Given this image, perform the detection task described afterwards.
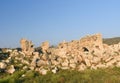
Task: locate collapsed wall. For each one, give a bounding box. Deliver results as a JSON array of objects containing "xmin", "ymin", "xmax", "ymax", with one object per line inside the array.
[
  {"xmin": 0, "ymin": 33, "xmax": 120, "ymax": 75},
  {"xmin": 20, "ymin": 39, "xmax": 34, "ymax": 55},
  {"xmin": 79, "ymin": 33, "xmax": 103, "ymax": 54}
]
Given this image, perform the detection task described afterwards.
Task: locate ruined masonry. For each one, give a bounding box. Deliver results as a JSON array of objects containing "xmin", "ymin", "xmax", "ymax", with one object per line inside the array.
[
  {"xmin": 20, "ymin": 38, "xmax": 34, "ymax": 55},
  {"xmin": 0, "ymin": 33, "xmax": 120, "ymax": 75}
]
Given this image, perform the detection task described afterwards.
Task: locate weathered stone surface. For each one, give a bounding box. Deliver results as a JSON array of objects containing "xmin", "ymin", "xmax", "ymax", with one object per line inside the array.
[
  {"xmin": 1, "ymin": 33, "xmax": 120, "ymax": 75},
  {"xmin": 91, "ymin": 57, "xmax": 101, "ymax": 64},
  {"xmin": 51, "ymin": 60, "xmax": 60, "ymax": 66},
  {"xmin": 69, "ymin": 63, "xmax": 76, "ymax": 69},
  {"xmin": 78, "ymin": 63, "xmax": 87, "ymax": 71},
  {"xmin": 61, "ymin": 66, "xmax": 70, "ymax": 70},
  {"xmin": 0, "ymin": 62, "xmax": 7, "ymax": 69},
  {"xmin": 40, "ymin": 41, "xmax": 49, "ymax": 54},
  {"xmin": 37, "ymin": 60, "xmax": 48, "ymax": 67},
  {"xmin": 61, "ymin": 59, "xmax": 69, "ymax": 67},
  {"xmin": 41, "ymin": 54, "xmax": 48, "ymax": 60},
  {"xmin": 84, "ymin": 59, "xmax": 91, "ymax": 67},
  {"xmin": 116, "ymin": 62, "xmax": 120, "ymax": 67},
  {"xmin": 20, "ymin": 38, "xmax": 34, "ymax": 55},
  {"xmin": 96, "ymin": 63, "xmax": 106, "ymax": 69},
  {"xmin": 23, "ymin": 66, "xmax": 28, "ymax": 70},
  {"xmin": 106, "ymin": 59, "xmax": 117, "ymax": 67},
  {"xmin": 52, "ymin": 67, "xmax": 58, "ymax": 74},
  {"xmin": 79, "ymin": 33, "xmax": 103, "ymax": 54},
  {"xmin": 39, "ymin": 68, "xmax": 48, "ymax": 75},
  {"xmin": 91, "ymin": 65, "xmax": 97, "ymax": 70},
  {"xmin": 7, "ymin": 65, "xmax": 15, "ymax": 74},
  {"xmin": 31, "ymin": 52, "xmax": 40, "ymax": 67}
]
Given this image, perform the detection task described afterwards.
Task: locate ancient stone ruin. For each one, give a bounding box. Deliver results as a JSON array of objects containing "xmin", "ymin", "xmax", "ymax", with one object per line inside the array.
[
  {"xmin": 79, "ymin": 34, "xmax": 103, "ymax": 54},
  {"xmin": 40, "ymin": 41, "xmax": 49, "ymax": 54},
  {"xmin": 20, "ymin": 38, "xmax": 34, "ymax": 55},
  {"xmin": 0, "ymin": 33, "xmax": 120, "ymax": 75}
]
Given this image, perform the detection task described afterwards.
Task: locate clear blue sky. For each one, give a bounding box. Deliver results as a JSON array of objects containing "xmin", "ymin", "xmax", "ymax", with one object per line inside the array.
[{"xmin": 0, "ymin": 0, "xmax": 120, "ymax": 48}]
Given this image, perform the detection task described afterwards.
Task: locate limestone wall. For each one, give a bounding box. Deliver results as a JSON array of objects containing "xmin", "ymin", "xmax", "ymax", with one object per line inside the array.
[{"xmin": 0, "ymin": 33, "xmax": 120, "ymax": 75}]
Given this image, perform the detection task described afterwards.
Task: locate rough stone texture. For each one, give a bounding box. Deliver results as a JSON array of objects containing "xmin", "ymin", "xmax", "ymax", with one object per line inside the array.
[
  {"xmin": 20, "ymin": 38, "xmax": 34, "ymax": 55},
  {"xmin": 52, "ymin": 67, "xmax": 58, "ymax": 74},
  {"xmin": 0, "ymin": 62, "xmax": 7, "ymax": 69},
  {"xmin": 39, "ymin": 68, "xmax": 48, "ymax": 75},
  {"xmin": 7, "ymin": 65, "xmax": 15, "ymax": 74},
  {"xmin": 84, "ymin": 59, "xmax": 91, "ymax": 67},
  {"xmin": 40, "ymin": 41, "xmax": 49, "ymax": 54},
  {"xmin": 78, "ymin": 63, "xmax": 87, "ymax": 71},
  {"xmin": 0, "ymin": 33, "xmax": 120, "ymax": 75},
  {"xmin": 79, "ymin": 33, "xmax": 103, "ymax": 56}
]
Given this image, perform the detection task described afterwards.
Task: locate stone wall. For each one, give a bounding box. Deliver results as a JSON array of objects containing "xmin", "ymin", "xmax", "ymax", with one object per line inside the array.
[
  {"xmin": 0, "ymin": 33, "xmax": 120, "ymax": 75},
  {"xmin": 20, "ymin": 38, "xmax": 34, "ymax": 55}
]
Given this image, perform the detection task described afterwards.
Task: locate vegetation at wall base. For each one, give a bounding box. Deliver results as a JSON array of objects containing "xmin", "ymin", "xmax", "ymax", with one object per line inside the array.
[{"xmin": 1, "ymin": 67, "xmax": 120, "ymax": 83}]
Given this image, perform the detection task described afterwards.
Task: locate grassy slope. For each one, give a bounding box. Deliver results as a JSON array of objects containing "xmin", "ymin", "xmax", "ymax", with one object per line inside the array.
[
  {"xmin": 103, "ymin": 37, "xmax": 120, "ymax": 45},
  {"xmin": 1, "ymin": 67, "xmax": 120, "ymax": 83}
]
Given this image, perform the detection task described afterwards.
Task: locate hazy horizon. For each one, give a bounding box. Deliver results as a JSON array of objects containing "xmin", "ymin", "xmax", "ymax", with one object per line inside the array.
[{"xmin": 0, "ymin": 0, "xmax": 120, "ymax": 48}]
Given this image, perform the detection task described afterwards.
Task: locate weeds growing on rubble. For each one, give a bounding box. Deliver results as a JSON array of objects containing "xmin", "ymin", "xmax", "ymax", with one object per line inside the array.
[{"xmin": 1, "ymin": 67, "xmax": 120, "ymax": 83}]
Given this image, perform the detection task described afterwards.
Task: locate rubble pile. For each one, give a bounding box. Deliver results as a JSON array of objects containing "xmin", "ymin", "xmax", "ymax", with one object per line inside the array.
[{"xmin": 0, "ymin": 33, "xmax": 120, "ymax": 75}]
